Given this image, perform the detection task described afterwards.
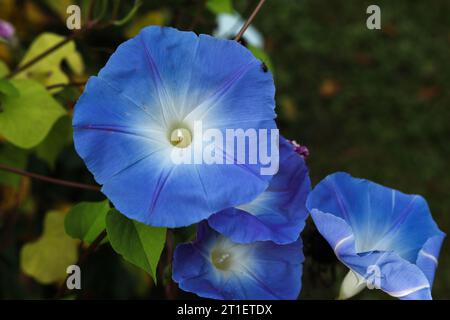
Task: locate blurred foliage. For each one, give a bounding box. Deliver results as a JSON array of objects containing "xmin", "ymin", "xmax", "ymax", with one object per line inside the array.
[
  {"xmin": 20, "ymin": 210, "xmax": 79, "ymax": 284},
  {"xmin": 248, "ymin": 0, "xmax": 450, "ymax": 299},
  {"xmin": 15, "ymin": 32, "xmax": 84, "ymax": 92},
  {"xmin": 0, "ymin": 144, "xmax": 27, "ymax": 187},
  {"xmin": 35, "ymin": 115, "xmax": 73, "ymax": 168},
  {"xmin": 206, "ymin": 0, "xmax": 233, "ymax": 15},
  {"xmin": 0, "ymin": 79, "xmax": 66, "ymax": 148},
  {"xmin": 0, "ymin": 0, "xmax": 448, "ymax": 300},
  {"xmin": 0, "ymin": 61, "xmax": 8, "ymax": 76}
]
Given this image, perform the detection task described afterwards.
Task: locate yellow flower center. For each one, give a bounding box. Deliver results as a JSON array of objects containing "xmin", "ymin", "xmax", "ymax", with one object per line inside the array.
[
  {"xmin": 170, "ymin": 127, "xmax": 192, "ymax": 148},
  {"xmin": 211, "ymin": 248, "xmax": 233, "ymax": 271}
]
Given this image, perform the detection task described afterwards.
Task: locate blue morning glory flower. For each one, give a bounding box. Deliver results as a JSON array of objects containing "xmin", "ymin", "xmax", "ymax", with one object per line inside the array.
[
  {"xmin": 208, "ymin": 137, "xmax": 311, "ymax": 244},
  {"xmin": 72, "ymin": 26, "xmax": 277, "ymax": 227},
  {"xmin": 306, "ymin": 172, "xmax": 445, "ymax": 300},
  {"xmin": 173, "ymin": 222, "xmax": 303, "ymax": 300}
]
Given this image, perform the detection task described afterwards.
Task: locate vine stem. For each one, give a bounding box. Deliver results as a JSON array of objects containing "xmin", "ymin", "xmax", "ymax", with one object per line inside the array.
[
  {"xmin": 234, "ymin": 0, "xmax": 267, "ymax": 42},
  {"xmin": 55, "ymin": 230, "xmax": 107, "ymax": 299},
  {"xmin": 164, "ymin": 229, "xmax": 178, "ymax": 299},
  {"xmin": 0, "ymin": 163, "xmax": 100, "ymax": 192}
]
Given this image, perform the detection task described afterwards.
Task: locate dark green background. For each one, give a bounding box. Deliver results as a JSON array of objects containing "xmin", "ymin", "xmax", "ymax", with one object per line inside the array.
[
  {"xmin": 253, "ymin": 0, "xmax": 449, "ymax": 299},
  {"xmin": 0, "ymin": 0, "xmax": 448, "ymax": 299}
]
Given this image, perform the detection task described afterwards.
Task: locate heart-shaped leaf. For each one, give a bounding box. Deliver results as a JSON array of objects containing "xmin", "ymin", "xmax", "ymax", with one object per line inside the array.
[
  {"xmin": 14, "ymin": 32, "xmax": 84, "ymax": 93},
  {"xmin": 0, "ymin": 79, "xmax": 66, "ymax": 148},
  {"xmin": 65, "ymin": 200, "xmax": 110, "ymax": 244},
  {"xmin": 106, "ymin": 209, "xmax": 166, "ymax": 282},
  {"xmin": 20, "ymin": 211, "xmax": 79, "ymax": 284}
]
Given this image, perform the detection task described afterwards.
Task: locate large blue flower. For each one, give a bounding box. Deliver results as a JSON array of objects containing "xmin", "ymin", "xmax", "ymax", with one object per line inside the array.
[
  {"xmin": 306, "ymin": 172, "xmax": 445, "ymax": 300},
  {"xmin": 208, "ymin": 137, "xmax": 311, "ymax": 244},
  {"xmin": 173, "ymin": 222, "xmax": 303, "ymax": 300},
  {"xmin": 73, "ymin": 26, "xmax": 277, "ymax": 227}
]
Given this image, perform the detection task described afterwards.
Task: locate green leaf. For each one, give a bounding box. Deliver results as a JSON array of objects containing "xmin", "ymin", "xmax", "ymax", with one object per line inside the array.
[
  {"xmin": 0, "ymin": 143, "xmax": 28, "ymax": 188},
  {"xmin": 14, "ymin": 33, "xmax": 84, "ymax": 93},
  {"xmin": 34, "ymin": 116, "xmax": 72, "ymax": 168},
  {"xmin": 65, "ymin": 200, "xmax": 110, "ymax": 244},
  {"xmin": 0, "ymin": 61, "xmax": 9, "ymax": 77},
  {"xmin": 0, "ymin": 80, "xmax": 16, "ymax": 113},
  {"xmin": 106, "ymin": 209, "xmax": 166, "ymax": 282},
  {"xmin": 0, "ymin": 79, "xmax": 20, "ymax": 98},
  {"xmin": 0, "ymin": 79, "xmax": 66, "ymax": 149},
  {"xmin": 206, "ymin": 0, "xmax": 233, "ymax": 14},
  {"xmin": 20, "ymin": 211, "xmax": 79, "ymax": 284}
]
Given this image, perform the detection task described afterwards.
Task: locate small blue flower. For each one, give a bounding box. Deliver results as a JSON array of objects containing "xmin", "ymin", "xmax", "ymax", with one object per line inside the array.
[
  {"xmin": 73, "ymin": 26, "xmax": 277, "ymax": 227},
  {"xmin": 306, "ymin": 172, "xmax": 445, "ymax": 300},
  {"xmin": 173, "ymin": 222, "xmax": 303, "ymax": 300},
  {"xmin": 208, "ymin": 136, "xmax": 311, "ymax": 244}
]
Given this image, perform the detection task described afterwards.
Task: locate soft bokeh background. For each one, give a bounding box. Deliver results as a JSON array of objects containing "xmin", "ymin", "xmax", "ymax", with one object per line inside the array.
[{"xmin": 0, "ymin": 0, "xmax": 448, "ymax": 299}]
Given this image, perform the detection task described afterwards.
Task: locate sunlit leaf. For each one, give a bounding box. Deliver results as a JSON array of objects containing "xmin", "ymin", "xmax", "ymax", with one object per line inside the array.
[
  {"xmin": 0, "ymin": 143, "xmax": 27, "ymax": 188},
  {"xmin": 66, "ymin": 52, "xmax": 84, "ymax": 76},
  {"xmin": 0, "ymin": 79, "xmax": 66, "ymax": 149},
  {"xmin": 206, "ymin": 0, "xmax": 233, "ymax": 14},
  {"xmin": 65, "ymin": 200, "xmax": 110, "ymax": 244},
  {"xmin": 106, "ymin": 209, "xmax": 166, "ymax": 282},
  {"xmin": 14, "ymin": 33, "xmax": 84, "ymax": 93},
  {"xmin": 20, "ymin": 211, "xmax": 79, "ymax": 284},
  {"xmin": 0, "ymin": 60, "xmax": 9, "ymax": 77},
  {"xmin": 34, "ymin": 116, "xmax": 73, "ymax": 168}
]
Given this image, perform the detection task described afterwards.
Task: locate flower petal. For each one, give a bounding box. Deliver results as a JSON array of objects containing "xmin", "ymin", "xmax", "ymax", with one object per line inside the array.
[
  {"xmin": 73, "ymin": 26, "xmax": 278, "ymax": 227},
  {"xmin": 184, "ymin": 33, "xmax": 275, "ymax": 127},
  {"xmin": 172, "ymin": 223, "xmax": 303, "ymax": 300},
  {"xmin": 306, "ymin": 172, "xmax": 443, "ymax": 263},
  {"xmin": 311, "ymin": 209, "xmax": 432, "ymax": 300},
  {"xmin": 416, "ymin": 233, "xmax": 445, "ymax": 285},
  {"xmin": 73, "ymin": 77, "xmax": 168, "ymax": 184},
  {"xmin": 208, "ymin": 137, "xmax": 311, "ymax": 244}
]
